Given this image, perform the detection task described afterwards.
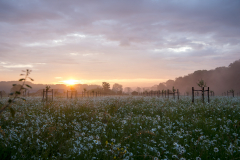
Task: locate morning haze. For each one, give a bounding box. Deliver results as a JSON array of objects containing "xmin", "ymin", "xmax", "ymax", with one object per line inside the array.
[{"xmin": 1, "ymin": 1, "xmax": 240, "ymax": 160}]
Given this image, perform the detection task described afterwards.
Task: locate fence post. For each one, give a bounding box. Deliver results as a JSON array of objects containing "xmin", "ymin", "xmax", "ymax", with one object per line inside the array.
[
  {"xmin": 0, "ymin": 91, "xmax": 2, "ymax": 99},
  {"xmin": 192, "ymin": 87, "xmax": 194, "ymax": 103},
  {"xmin": 177, "ymin": 89, "xmax": 179, "ymax": 100},
  {"xmin": 42, "ymin": 89, "xmax": 44, "ymax": 101},
  {"xmin": 208, "ymin": 87, "xmax": 209, "ymax": 103},
  {"xmin": 202, "ymin": 87, "xmax": 204, "ymax": 103}
]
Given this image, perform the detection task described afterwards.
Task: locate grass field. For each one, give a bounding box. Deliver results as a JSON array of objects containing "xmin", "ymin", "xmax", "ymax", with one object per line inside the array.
[{"xmin": 0, "ymin": 96, "xmax": 240, "ymax": 160}]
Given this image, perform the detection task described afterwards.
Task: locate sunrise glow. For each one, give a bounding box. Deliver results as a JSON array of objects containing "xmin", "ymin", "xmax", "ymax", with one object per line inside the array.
[{"xmin": 61, "ymin": 79, "xmax": 80, "ymax": 86}]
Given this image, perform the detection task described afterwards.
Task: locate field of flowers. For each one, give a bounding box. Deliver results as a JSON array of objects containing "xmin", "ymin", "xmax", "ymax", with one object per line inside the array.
[{"xmin": 0, "ymin": 96, "xmax": 240, "ymax": 160}]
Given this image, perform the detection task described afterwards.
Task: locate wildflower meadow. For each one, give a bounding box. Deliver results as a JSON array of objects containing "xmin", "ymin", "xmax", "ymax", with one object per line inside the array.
[{"xmin": 0, "ymin": 96, "xmax": 240, "ymax": 159}]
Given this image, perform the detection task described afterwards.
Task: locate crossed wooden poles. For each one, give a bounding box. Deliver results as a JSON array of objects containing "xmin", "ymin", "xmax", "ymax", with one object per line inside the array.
[{"xmin": 192, "ymin": 87, "xmax": 209, "ymax": 103}]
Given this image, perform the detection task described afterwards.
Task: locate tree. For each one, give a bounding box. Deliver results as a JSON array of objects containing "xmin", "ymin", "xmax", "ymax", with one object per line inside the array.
[
  {"xmin": 158, "ymin": 83, "xmax": 166, "ymax": 90},
  {"xmin": 165, "ymin": 80, "xmax": 174, "ymax": 88},
  {"xmin": 112, "ymin": 83, "xmax": 123, "ymax": 93},
  {"xmin": 197, "ymin": 79, "xmax": 207, "ymax": 88},
  {"xmin": 102, "ymin": 82, "xmax": 110, "ymax": 93},
  {"xmin": 136, "ymin": 87, "xmax": 141, "ymax": 93},
  {"xmin": 124, "ymin": 87, "xmax": 132, "ymax": 94},
  {"xmin": 131, "ymin": 91, "xmax": 138, "ymax": 95}
]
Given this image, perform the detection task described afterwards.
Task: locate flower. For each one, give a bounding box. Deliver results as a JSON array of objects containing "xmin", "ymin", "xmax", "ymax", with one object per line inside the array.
[{"xmin": 214, "ymin": 147, "xmax": 219, "ymax": 152}]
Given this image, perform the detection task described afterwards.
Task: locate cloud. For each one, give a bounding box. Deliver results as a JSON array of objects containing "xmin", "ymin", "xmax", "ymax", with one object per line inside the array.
[
  {"xmin": 3, "ymin": 64, "xmax": 33, "ymax": 68},
  {"xmin": 0, "ymin": 0, "xmax": 239, "ymax": 86}
]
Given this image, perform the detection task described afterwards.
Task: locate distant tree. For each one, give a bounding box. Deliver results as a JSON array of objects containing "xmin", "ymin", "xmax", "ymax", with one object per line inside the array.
[
  {"xmin": 112, "ymin": 83, "xmax": 123, "ymax": 93},
  {"xmin": 124, "ymin": 87, "xmax": 132, "ymax": 94},
  {"xmin": 102, "ymin": 82, "xmax": 110, "ymax": 93},
  {"xmin": 136, "ymin": 87, "xmax": 141, "ymax": 93},
  {"xmin": 83, "ymin": 88, "xmax": 87, "ymax": 92},
  {"xmin": 197, "ymin": 79, "xmax": 207, "ymax": 88},
  {"xmin": 131, "ymin": 91, "xmax": 138, "ymax": 95},
  {"xmin": 165, "ymin": 80, "xmax": 174, "ymax": 88},
  {"xmin": 158, "ymin": 83, "xmax": 166, "ymax": 90}
]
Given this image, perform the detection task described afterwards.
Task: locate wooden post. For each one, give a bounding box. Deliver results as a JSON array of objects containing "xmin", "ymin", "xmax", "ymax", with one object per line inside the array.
[
  {"xmin": 233, "ymin": 91, "xmax": 234, "ymax": 97},
  {"xmin": 167, "ymin": 89, "xmax": 169, "ymax": 99},
  {"xmin": 51, "ymin": 89, "xmax": 53, "ymax": 101},
  {"xmin": 202, "ymin": 87, "xmax": 204, "ymax": 103},
  {"xmin": 192, "ymin": 87, "xmax": 194, "ymax": 103},
  {"xmin": 46, "ymin": 89, "xmax": 48, "ymax": 102},
  {"xmin": 0, "ymin": 91, "xmax": 2, "ymax": 99},
  {"xmin": 207, "ymin": 87, "xmax": 209, "ymax": 103},
  {"xmin": 42, "ymin": 89, "xmax": 45, "ymax": 101},
  {"xmin": 177, "ymin": 89, "xmax": 179, "ymax": 100}
]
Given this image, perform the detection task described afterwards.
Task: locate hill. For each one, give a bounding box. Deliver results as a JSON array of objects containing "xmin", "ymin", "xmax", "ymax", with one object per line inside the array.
[{"xmin": 158, "ymin": 59, "xmax": 240, "ymax": 95}]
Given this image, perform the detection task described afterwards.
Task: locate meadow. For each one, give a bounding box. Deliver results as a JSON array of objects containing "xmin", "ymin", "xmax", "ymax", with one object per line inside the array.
[{"xmin": 0, "ymin": 96, "xmax": 240, "ymax": 160}]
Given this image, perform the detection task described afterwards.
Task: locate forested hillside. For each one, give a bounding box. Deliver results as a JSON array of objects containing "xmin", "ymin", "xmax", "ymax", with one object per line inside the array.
[{"xmin": 158, "ymin": 59, "xmax": 240, "ymax": 95}]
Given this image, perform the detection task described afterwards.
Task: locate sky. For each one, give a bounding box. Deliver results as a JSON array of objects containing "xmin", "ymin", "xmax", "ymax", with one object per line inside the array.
[{"xmin": 0, "ymin": 0, "xmax": 239, "ymax": 88}]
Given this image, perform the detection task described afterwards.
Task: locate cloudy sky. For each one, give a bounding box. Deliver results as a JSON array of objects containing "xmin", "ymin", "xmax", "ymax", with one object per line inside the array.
[{"xmin": 0, "ymin": 0, "xmax": 239, "ymax": 87}]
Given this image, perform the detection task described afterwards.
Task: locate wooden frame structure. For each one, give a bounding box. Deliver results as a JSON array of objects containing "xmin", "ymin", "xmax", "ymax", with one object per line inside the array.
[
  {"xmin": 227, "ymin": 91, "xmax": 234, "ymax": 97},
  {"xmin": 67, "ymin": 90, "xmax": 77, "ymax": 99},
  {"xmin": 42, "ymin": 89, "xmax": 53, "ymax": 102},
  {"xmin": 192, "ymin": 87, "xmax": 209, "ymax": 103}
]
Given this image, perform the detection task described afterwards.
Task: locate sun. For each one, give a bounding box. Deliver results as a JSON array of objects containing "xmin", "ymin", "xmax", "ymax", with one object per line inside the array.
[{"xmin": 62, "ymin": 79, "xmax": 79, "ymax": 86}]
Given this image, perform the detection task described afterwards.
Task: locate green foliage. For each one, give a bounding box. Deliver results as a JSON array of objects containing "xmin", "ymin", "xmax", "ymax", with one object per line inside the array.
[
  {"xmin": 172, "ymin": 86, "xmax": 176, "ymax": 92},
  {"xmin": 45, "ymin": 85, "xmax": 51, "ymax": 91},
  {"xmin": 197, "ymin": 79, "xmax": 207, "ymax": 88},
  {"xmin": 0, "ymin": 69, "xmax": 33, "ymax": 117},
  {"xmin": 25, "ymin": 84, "xmax": 32, "ymax": 88}
]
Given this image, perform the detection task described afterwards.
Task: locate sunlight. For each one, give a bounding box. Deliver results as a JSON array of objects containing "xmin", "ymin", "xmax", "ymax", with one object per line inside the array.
[{"xmin": 61, "ymin": 79, "xmax": 80, "ymax": 86}]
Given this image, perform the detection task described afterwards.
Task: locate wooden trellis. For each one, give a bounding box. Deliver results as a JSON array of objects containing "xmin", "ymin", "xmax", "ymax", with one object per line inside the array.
[
  {"xmin": 42, "ymin": 89, "xmax": 53, "ymax": 102},
  {"xmin": 192, "ymin": 87, "xmax": 209, "ymax": 103},
  {"xmin": 67, "ymin": 90, "xmax": 77, "ymax": 99}
]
